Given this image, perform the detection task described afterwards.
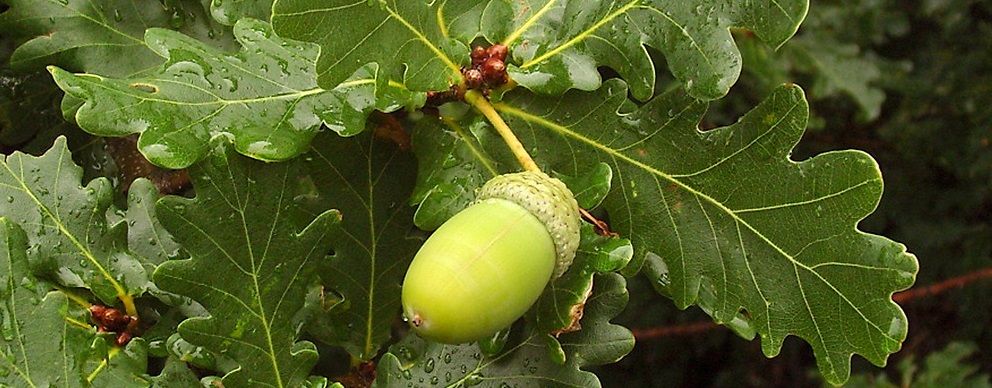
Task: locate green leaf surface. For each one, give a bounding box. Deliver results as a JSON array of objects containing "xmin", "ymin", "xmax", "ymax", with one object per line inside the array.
[
  {"xmin": 417, "ymin": 80, "xmax": 917, "ymax": 384},
  {"xmin": 300, "ymin": 131, "xmax": 419, "ymax": 361},
  {"xmin": 125, "ymin": 178, "xmax": 181, "ymax": 269},
  {"xmin": 0, "ymin": 0, "xmax": 235, "ymax": 77},
  {"xmin": 0, "ymin": 136, "xmax": 148, "ymax": 305},
  {"xmin": 559, "ymin": 162, "xmax": 613, "ymax": 210},
  {"xmin": 530, "ymin": 224, "xmax": 632, "ymax": 334},
  {"xmin": 152, "ymin": 136, "xmax": 340, "ymax": 387},
  {"xmin": 150, "ymin": 357, "xmax": 202, "ymax": 388},
  {"xmin": 304, "ymin": 377, "xmax": 344, "ymax": 388},
  {"xmin": 272, "ymin": 0, "xmax": 807, "ymax": 100},
  {"xmin": 164, "ymin": 333, "xmax": 219, "ymax": 371},
  {"xmin": 210, "ymin": 0, "xmax": 273, "ymax": 26},
  {"xmin": 487, "ymin": 0, "xmax": 808, "ymax": 100},
  {"xmin": 51, "ymin": 18, "xmax": 413, "ymax": 169},
  {"xmin": 272, "ymin": 0, "xmax": 475, "ymax": 92},
  {"xmin": 374, "ymin": 273, "xmax": 633, "ymax": 388},
  {"xmin": 407, "ymin": 111, "xmax": 503, "ymax": 230},
  {"xmin": 85, "ymin": 339, "xmax": 149, "ymax": 387},
  {"xmin": 1, "ymin": 218, "xmax": 89, "ymax": 387},
  {"xmin": 0, "ymin": 217, "xmax": 146, "ymax": 386}
]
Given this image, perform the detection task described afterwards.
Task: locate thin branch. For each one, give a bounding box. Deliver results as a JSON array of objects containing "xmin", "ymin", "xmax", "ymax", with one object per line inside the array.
[{"xmin": 892, "ymin": 265, "xmax": 992, "ymax": 303}]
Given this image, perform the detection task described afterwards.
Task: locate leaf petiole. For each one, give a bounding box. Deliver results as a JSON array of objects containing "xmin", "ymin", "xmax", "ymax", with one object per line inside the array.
[
  {"xmin": 119, "ymin": 294, "xmax": 137, "ymax": 317},
  {"xmin": 464, "ymin": 90, "xmax": 540, "ymax": 173}
]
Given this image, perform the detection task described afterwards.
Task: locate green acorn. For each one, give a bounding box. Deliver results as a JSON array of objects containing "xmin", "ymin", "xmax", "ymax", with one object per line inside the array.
[{"xmin": 402, "ymin": 171, "xmax": 581, "ymax": 344}]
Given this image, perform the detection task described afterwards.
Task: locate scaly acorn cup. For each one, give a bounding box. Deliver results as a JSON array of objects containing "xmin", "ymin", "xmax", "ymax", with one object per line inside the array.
[{"xmin": 402, "ymin": 171, "xmax": 581, "ymax": 344}]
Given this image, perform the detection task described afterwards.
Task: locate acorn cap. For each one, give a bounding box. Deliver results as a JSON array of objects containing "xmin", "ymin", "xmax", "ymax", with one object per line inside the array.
[{"xmin": 475, "ymin": 171, "xmax": 581, "ymax": 278}]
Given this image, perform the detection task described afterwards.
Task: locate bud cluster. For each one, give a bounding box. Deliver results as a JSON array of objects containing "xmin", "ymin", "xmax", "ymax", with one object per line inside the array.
[
  {"xmin": 463, "ymin": 44, "xmax": 509, "ymax": 90},
  {"xmin": 89, "ymin": 304, "xmax": 139, "ymax": 346},
  {"xmin": 426, "ymin": 44, "xmax": 512, "ymax": 107}
]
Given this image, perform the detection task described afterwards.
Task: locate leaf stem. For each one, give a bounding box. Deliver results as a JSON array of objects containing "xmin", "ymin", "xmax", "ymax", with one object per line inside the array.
[
  {"xmin": 65, "ymin": 316, "xmax": 91, "ymax": 330},
  {"xmin": 120, "ymin": 294, "xmax": 138, "ymax": 317},
  {"xmin": 464, "ymin": 90, "xmax": 540, "ymax": 173},
  {"xmin": 57, "ymin": 286, "xmax": 92, "ymax": 308}
]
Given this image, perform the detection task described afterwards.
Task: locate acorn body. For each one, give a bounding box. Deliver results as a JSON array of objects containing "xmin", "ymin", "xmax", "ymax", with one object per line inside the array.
[
  {"xmin": 402, "ymin": 198, "xmax": 556, "ymax": 344},
  {"xmin": 402, "ymin": 171, "xmax": 581, "ymax": 344}
]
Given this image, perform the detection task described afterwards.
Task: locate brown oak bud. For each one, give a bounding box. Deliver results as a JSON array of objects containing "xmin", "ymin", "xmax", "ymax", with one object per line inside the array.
[
  {"xmin": 481, "ymin": 58, "xmax": 507, "ymax": 87},
  {"xmin": 471, "ymin": 45, "xmax": 487, "ymax": 66},
  {"xmin": 101, "ymin": 308, "xmax": 131, "ymax": 331},
  {"xmin": 463, "ymin": 68, "xmax": 484, "ymax": 88},
  {"xmin": 486, "ymin": 44, "xmax": 508, "ymax": 62}
]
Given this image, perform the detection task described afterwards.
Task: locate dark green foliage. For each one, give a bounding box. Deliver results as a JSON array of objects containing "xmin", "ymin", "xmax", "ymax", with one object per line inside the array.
[
  {"xmin": 3, "ymin": 0, "xmax": 984, "ymax": 386},
  {"xmin": 602, "ymin": 1, "xmax": 992, "ymax": 385}
]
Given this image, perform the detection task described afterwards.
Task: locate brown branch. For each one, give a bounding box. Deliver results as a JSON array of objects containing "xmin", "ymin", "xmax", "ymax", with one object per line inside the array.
[
  {"xmin": 632, "ymin": 265, "xmax": 992, "ymax": 341},
  {"xmin": 892, "ymin": 265, "xmax": 992, "ymax": 303},
  {"xmin": 631, "ymin": 321, "xmax": 720, "ymax": 340}
]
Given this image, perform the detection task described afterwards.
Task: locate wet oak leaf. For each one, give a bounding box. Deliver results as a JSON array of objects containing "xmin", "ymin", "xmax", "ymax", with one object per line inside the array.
[
  {"xmin": 84, "ymin": 339, "xmax": 151, "ymax": 387},
  {"xmin": 0, "ymin": 218, "xmax": 146, "ymax": 386},
  {"xmin": 148, "ymin": 357, "xmax": 202, "ymax": 387},
  {"xmin": 0, "ymin": 136, "xmax": 148, "ymax": 306},
  {"xmin": 529, "ymin": 224, "xmax": 632, "ymax": 335},
  {"xmin": 0, "ymin": 0, "xmax": 235, "ymax": 77},
  {"xmin": 272, "ymin": 0, "xmax": 480, "ymax": 92},
  {"xmin": 413, "ymin": 80, "xmax": 917, "ymax": 384},
  {"xmin": 152, "ymin": 136, "xmax": 341, "ymax": 387},
  {"xmin": 300, "ymin": 131, "xmax": 420, "ymax": 361},
  {"xmin": 0, "ymin": 218, "xmax": 90, "ymax": 386},
  {"xmin": 486, "ymin": 0, "xmax": 808, "ymax": 100},
  {"xmin": 125, "ymin": 178, "xmax": 181, "ymax": 269},
  {"xmin": 210, "ymin": 0, "xmax": 274, "ymax": 26},
  {"xmin": 272, "ymin": 0, "xmax": 807, "ymax": 100},
  {"xmin": 407, "ymin": 113, "xmax": 504, "ymax": 230},
  {"xmin": 51, "ymin": 18, "xmax": 413, "ymax": 169}
]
